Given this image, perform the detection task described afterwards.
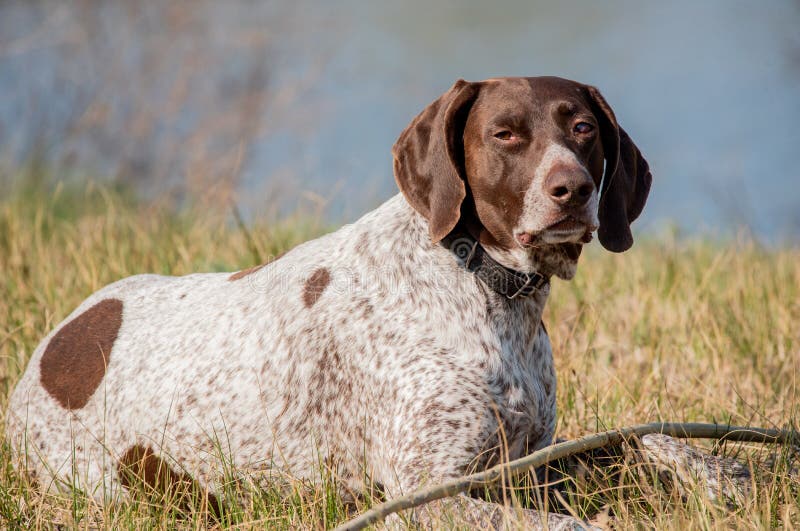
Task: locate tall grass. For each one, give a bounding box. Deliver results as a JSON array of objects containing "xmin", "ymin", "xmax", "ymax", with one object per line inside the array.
[{"xmin": 0, "ymin": 184, "xmax": 798, "ymax": 529}]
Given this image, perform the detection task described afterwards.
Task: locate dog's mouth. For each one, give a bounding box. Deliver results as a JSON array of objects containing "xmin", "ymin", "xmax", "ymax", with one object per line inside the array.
[
  {"xmin": 516, "ymin": 216, "xmax": 598, "ymax": 248},
  {"xmin": 546, "ymin": 216, "xmax": 587, "ymax": 232},
  {"xmin": 542, "ymin": 215, "xmax": 597, "ymax": 233}
]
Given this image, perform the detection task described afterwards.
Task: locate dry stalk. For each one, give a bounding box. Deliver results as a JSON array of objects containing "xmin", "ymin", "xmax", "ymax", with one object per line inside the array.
[{"xmin": 335, "ymin": 422, "xmax": 798, "ymax": 531}]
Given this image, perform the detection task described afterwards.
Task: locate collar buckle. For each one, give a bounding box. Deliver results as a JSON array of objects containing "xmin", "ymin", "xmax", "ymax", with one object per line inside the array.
[{"xmin": 506, "ymin": 271, "xmax": 548, "ymax": 300}]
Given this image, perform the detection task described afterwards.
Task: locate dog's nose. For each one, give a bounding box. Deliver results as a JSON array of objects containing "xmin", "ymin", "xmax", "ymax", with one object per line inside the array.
[{"xmin": 545, "ymin": 170, "xmax": 594, "ymax": 208}]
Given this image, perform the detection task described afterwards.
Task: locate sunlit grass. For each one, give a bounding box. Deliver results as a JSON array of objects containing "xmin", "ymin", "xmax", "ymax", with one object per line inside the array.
[{"xmin": 1, "ymin": 183, "xmax": 798, "ymax": 529}]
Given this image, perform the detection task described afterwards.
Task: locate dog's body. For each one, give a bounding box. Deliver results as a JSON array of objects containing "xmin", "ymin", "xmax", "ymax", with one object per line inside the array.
[
  {"xmin": 8, "ymin": 196, "xmax": 557, "ymax": 498},
  {"xmin": 8, "ymin": 77, "xmax": 652, "ymax": 528}
]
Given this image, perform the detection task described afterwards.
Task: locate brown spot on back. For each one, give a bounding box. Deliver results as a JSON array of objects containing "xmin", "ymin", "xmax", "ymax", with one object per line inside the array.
[
  {"xmin": 302, "ymin": 267, "xmax": 331, "ymax": 308},
  {"xmin": 228, "ymin": 264, "xmax": 265, "ymax": 281},
  {"xmin": 228, "ymin": 252, "xmax": 285, "ymax": 281},
  {"xmin": 118, "ymin": 445, "xmax": 222, "ymax": 517},
  {"xmin": 40, "ymin": 298, "xmax": 123, "ymax": 410}
]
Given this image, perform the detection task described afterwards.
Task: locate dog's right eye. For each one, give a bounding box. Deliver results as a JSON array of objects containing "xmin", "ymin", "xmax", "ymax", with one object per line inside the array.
[{"xmin": 493, "ymin": 130, "xmax": 515, "ymax": 141}]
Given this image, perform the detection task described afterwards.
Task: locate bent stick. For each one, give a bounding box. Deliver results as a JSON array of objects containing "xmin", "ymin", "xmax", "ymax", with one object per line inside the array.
[{"xmin": 334, "ymin": 422, "xmax": 798, "ymax": 531}]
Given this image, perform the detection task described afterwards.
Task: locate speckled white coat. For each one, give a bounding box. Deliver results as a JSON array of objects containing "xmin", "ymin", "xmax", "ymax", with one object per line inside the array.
[{"xmin": 7, "ymin": 195, "xmax": 558, "ymax": 506}]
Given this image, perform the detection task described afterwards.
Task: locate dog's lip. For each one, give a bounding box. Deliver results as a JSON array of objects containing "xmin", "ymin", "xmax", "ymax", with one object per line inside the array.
[
  {"xmin": 546, "ymin": 216, "xmax": 584, "ymax": 232},
  {"xmin": 515, "ymin": 217, "xmax": 598, "ymax": 248},
  {"xmin": 544, "ymin": 215, "xmax": 597, "ymax": 233}
]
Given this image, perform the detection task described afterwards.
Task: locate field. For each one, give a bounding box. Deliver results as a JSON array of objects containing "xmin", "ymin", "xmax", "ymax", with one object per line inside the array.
[{"xmin": 1, "ymin": 183, "xmax": 798, "ymax": 529}]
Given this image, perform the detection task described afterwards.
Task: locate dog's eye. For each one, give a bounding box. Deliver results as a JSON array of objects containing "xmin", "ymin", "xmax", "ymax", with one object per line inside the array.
[
  {"xmin": 573, "ymin": 122, "xmax": 594, "ymax": 134},
  {"xmin": 493, "ymin": 130, "xmax": 515, "ymax": 141}
]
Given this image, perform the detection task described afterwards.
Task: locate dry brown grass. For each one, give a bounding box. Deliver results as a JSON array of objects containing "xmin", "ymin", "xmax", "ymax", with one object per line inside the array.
[{"xmin": 1, "ymin": 184, "xmax": 798, "ymax": 529}]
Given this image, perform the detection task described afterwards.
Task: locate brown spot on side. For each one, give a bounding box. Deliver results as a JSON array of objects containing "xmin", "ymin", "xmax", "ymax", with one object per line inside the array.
[
  {"xmin": 118, "ymin": 445, "xmax": 222, "ymax": 517},
  {"xmin": 302, "ymin": 267, "xmax": 331, "ymax": 308},
  {"xmin": 228, "ymin": 252, "xmax": 286, "ymax": 281},
  {"xmin": 40, "ymin": 298, "xmax": 123, "ymax": 410}
]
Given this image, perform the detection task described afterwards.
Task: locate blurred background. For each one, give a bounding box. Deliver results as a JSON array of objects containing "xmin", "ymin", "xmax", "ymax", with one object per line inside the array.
[{"xmin": 1, "ymin": 0, "xmax": 799, "ymax": 242}]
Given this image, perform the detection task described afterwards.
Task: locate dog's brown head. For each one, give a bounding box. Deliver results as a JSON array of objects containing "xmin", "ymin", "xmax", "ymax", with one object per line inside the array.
[{"xmin": 393, "ymin": 76, "xmax": 652, "ymax": 278}]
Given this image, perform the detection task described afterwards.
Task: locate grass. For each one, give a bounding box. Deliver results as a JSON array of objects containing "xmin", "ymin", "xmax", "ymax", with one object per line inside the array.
[{"xmin": 0, "ymin": 182, "xmax": 798, "ymax": 529}]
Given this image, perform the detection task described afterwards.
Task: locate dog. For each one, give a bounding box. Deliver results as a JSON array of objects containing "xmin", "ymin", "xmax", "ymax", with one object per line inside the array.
[{"xmin": 8, "ymin": 76, "xmax": 652, "ymax": 528}]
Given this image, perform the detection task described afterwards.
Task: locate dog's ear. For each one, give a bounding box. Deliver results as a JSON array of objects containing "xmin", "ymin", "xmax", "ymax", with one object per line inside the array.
[
  {"xmin": 393, "ymin": 79, "xmax": 481, "ymax": 243},
  {"xmin": 585, "ymin": 85, "xmax": 653, "ymax": 253}
]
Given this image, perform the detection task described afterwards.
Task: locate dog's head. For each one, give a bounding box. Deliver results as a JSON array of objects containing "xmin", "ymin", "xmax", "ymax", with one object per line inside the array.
[{"xmin": 393, "ymin": 77, "xmax": 651, "ymax": 279}]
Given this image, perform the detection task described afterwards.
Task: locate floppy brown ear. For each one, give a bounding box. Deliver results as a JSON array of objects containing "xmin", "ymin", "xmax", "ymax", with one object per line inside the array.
[
  {"xmin": 392, "ymin": 79, "xmax": 481, "ymax": 242},
  {"xmin": 586, "ymin": 86, "xmax": 653, "ymax": 253}
]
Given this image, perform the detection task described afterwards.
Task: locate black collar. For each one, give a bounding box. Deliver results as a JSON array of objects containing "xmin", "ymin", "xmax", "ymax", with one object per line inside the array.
[{"xmin": 441, "ymin": 231, "xmax": 549, "ymax": 299}]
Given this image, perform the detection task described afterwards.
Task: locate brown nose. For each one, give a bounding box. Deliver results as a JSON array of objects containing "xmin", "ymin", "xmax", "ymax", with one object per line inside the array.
[{"xmin": 545, "ymin": 170, "xmax": 594, "ymax": 208}]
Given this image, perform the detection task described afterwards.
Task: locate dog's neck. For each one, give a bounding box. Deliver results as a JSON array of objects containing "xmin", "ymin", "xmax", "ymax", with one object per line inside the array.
[
  {"xmin": 373, "ymin": 194, "xmax": 553, "ymax": 317},
  {"xmin": 439, "ymin": 229, "xmax": 550, "ymax": 300}
]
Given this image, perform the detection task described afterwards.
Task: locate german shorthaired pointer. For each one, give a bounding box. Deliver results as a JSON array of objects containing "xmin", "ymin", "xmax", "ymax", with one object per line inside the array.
[{"xmin": 8, "ymin": 77, "xmax": 652, "ymax": 528}]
